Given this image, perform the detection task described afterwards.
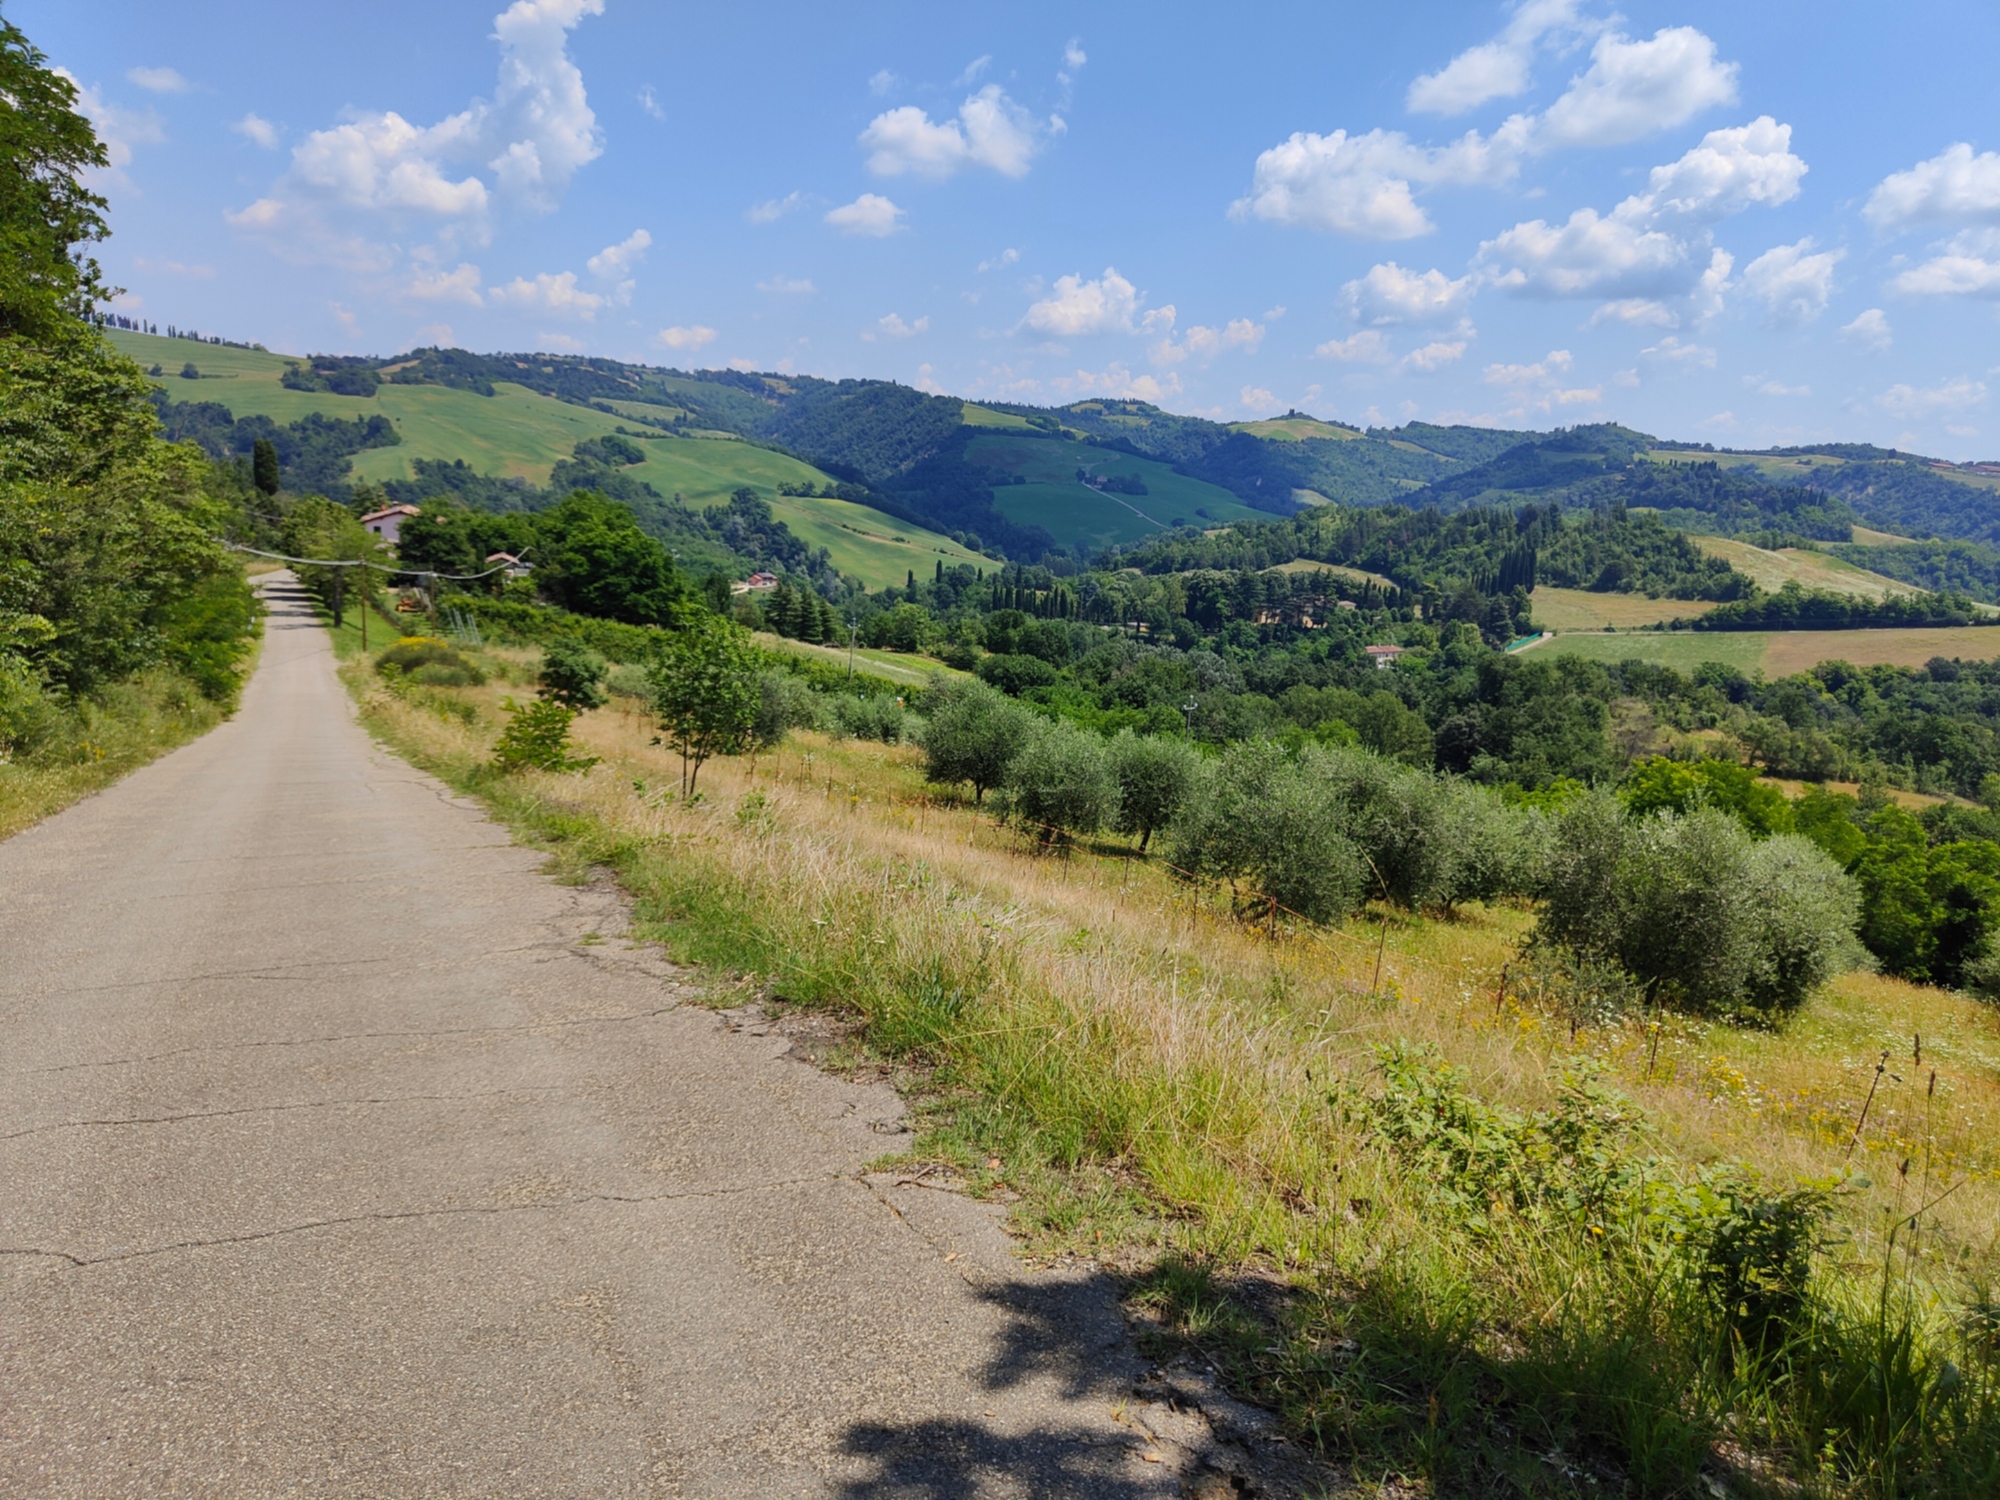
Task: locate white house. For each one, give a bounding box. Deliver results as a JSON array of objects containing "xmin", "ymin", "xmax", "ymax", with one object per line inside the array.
[{"xmin": 359, "ymin": 504, "xmax": 420, "ymax": 548}]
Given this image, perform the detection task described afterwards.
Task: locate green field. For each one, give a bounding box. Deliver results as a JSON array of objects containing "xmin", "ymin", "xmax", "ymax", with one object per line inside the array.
[
  {"xmin": 963, "ymin": 431, "xmax": 1266, "ymax": 550},
  {"xmin": 1533, "ymin": 631, "xmax": 1774, "ymax": 672},
  {"xmin": 959, "ymin": 402, "xmax": 1036, "ymax": 430},
  {"xmin": 1537, "ymin": 623, "xmax": 2000, "ymax": 676},
  {"xmin": 1230, "ymin": 416, "xmax": 1362, "ymax": 442},
  {"xmin": 107, "ymin": 329, "xmax": 985, "ymax": 590}
]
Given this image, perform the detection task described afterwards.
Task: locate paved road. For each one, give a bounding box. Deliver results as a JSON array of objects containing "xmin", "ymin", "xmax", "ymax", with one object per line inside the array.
[{"xmin": 0, "ymin": 578, "xmax": 1208, "ymax": 1498}]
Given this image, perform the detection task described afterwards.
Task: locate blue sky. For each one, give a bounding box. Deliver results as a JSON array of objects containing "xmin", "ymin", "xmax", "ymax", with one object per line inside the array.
[{"xmin": 23, "ymin": 0, "xmax": 2000, "ymax": 456}]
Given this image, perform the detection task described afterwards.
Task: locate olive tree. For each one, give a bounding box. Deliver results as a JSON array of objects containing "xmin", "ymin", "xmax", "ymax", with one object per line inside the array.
[
  {"xmin": 919, "ymin": 680, "xmax": 1032, "ymax": 804},
  {"xmin": 1108, "ymin": 730, "xmax": 1200, "ymax": 852},
  {"xmin": 1007, "ymin": 719, "xmax": 1120, "ymax": 846},
  {"xmin": 1166, "ymin": 741, "xmax": 1366, "ymax": 923}
]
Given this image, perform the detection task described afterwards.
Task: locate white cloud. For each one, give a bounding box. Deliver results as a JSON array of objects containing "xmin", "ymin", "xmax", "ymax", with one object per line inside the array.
[
  {"xmin": 1639, "ymin": 335, "xmax": 1716, "ymax": 369},
  {"xmin": 1537, "ymin": 26, "xmax": 1737, "ymax": 148},
  {"xmin": 126, "ymin": 66, "xmax": 189, "ymax": 94},
  {"xmin": 536, "ymin": 332, "xmax": 587, "ymax": 352},
  {"xmin": 1400, "ymin": 340, "xmax": 1468, "ymax": 372},
  {"xmin": 232, "ymin": 113, "xmax": 279, "ymax": 149},
  {"xmin": 586, "ymin": 228, "xmax": 650, "ymax": 280},
  {"xmin": 1877, "ymin": 379, "xmax": 1987, "ymax": 419},
  {"xmin": 405, "ymin": 262, "xmax": 485, "ymax": 305},
  {"xmin": 954, "ymin": 55, "xmax": 992, "ymax": 88},
  {"xmin": 1184, "ymin": 318, "xmax": 1265, "ymax": 357},
  {"xmin": 757, "ymin": 274, "xmax": 816, "ymax": 294},
  {"xmin": 655, "ymin": 325, "xmax": 718, "ymax": 351},
  {"xmin": 1889, "ymin": 228, "xmax": 2000, "ymax": 298},
  {"xmin": 914, "ymin": 363, "xmax": 947, "ymax": 395},
  {"xmin": 230, "ymin": 0, "xmax": 604, "ymax": 264},
  {"xmin": 1480, "ymin": 120, "xmax": 1802, "ymax": 304},
  {"xmin": 637, "ymin": 85, "xmax": 664, "ymax": 119},
  {"xmin": 1741, "ymin": 239, "xmax": 1842, "ymax": 323},
  {"xmin": 1316, "ymin": 330, "xmax": 1394, "ymax": 363},
  {"xmin": 824, "ymin": 193, "xmax": 904, "ymax": 236},
  {"xmin": 1485, "ymin": 348, "xmax": 1572, "ymax": 385},
  {"xmin": 490, "ymin": 269, "xmax": 606, "ymax": 318},
  {"xmin": 1841, "ymin": 307, "xmax": 1893, "ymax": 351},
  {"xmin": 747, "ymin": 191, "xmax": 803, "ymax": 223},
  {"xmin": 1587, "ymin": 298, "xmax": 1677, "ymax": 327},
  {"xmin": 1865, "ymin": 143, "xmax": 2000, "ymax": 228},
  {"xmin": 1022, "ymin": 267, "xmax": 1143, "ymax": 336},
  {"xmin": 869, "ymin": 313, "xmax": 930, "ymax": 340},
  {"xmin": 861, "ymin": 84, "xmax": 1054, "ymax": 179},
  {"xmin": 1230, "ymin": 122, "xmax": 1528, "ymax": 239},
  {"xmin": 1407, "ymin": 0, "xmax": 1592, "ymax": 116},
  {"xmin": 57, "ymin": 72, "xmax": 164, "ymax": 187},
  {"xmin": 1480, "ymin": 348, "xmax": 1599, "ymax": 414},
  {"xmin": 1750, "ymin": 378, "xmax": 1811, "ymax": 397},
  {"xmin": 976, "ymin": 247, "xmax": 1021, "ymax": 272},
  {"xmin": 1342, "ymin": 261, "xmax": 1475, "ymax": 324},
  {"xmin": 1049, "ymin": 363, "xmax": 1179, "ymax": 402},
  {"xmin": 869, "ymin": 69, "xmax": 897, "ymax": 97},
  {"xmin": 1240, "ymin": 386, "xmax": 1281, "ymax": 413},
  {"xmin": 1064, "ymin": 39, "xmax": 1088, "ymax": 72}
]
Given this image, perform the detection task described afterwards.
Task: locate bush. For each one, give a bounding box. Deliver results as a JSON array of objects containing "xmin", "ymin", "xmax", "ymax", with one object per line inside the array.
[
  {"xmin": 603, "ymin": 662, "xmax": 652, "ymax": 698},
  {"xmin": 1536, "ymin": 792, "xmax": 1862, "ymax": 1018},
  {"xmin": 827, "ymin": 692, "xmax": 913, "ymax": 744},
  {"xmin": 919, "ymin": 680, "xmax": 1033, "ymax": 803},
  {"xmin": 752, "ymin": 671, "xmax": 821, "ymax": 747},
  {"xmin": 491, "ymin": 697, "xmax": 596, "ymax": 773},
  {"xmin": 1108, "ymin": 729, "xmax": 1200, "ymax": 851},
  {"xmin": 977, "ymin": 652, "xmax": 1059, "ymax": 695},
  {"xmin": 536, "ymin": 637, "xmax": 608, "ymax": 711},
  {"xmin": 0, "ymin": 651, "xmax": 57, "ymax": 756},
  {"xmin": 1006, "ymin": 719, "xmax": 1119, "ymax": 845},
  {"xmin": 376, "ymin": 637, "xmax": 485, "ymax": 687}
]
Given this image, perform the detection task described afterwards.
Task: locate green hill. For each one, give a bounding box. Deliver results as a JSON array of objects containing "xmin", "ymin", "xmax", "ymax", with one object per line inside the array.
[{"xmin": 108, "ymin": 330, "xmax": 985, "ymax": 590}]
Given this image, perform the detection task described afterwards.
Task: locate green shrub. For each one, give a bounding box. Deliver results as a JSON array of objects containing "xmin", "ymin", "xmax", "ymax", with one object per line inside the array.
[
  {"xmin": 375, "ymin": 637, "xmax": 485, "ymax": 687},
  {"xmin": 603, "ymin": 662, "xmax": 651, "ymax": 698},
  {"xmin": 1006, "ymin": 718, "xmax": 1120, "ymax": 845},
  {"xmin": 536, "ymin": 637, "xmax": 608, "ymax": 711},
  {"xmin": 753, "ymin": 671, "xmax": 821, "ymax": 747},
  {"xmin": 826, "ymin": 691, "xmax": 912, "ymax": 744},
  {"xmin": 491, "ymin": 697, "xmax": 596, "ymax": 773},
  {"xmin": 919, "ymin": 679, "xmax": 1033, "ymax": 803},
  {"xmin": 0, "ymin": 650, "xmax": 57, "ymax": 756}
]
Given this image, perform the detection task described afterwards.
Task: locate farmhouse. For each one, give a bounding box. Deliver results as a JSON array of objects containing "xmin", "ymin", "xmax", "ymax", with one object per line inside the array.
[
  {"xmin": 1364, "ymin": 643, "xmax": 1407, "ymax": 669},
  {"xmin": 359, "ymin": 504, "xmax": 420, "ymax": 548}
]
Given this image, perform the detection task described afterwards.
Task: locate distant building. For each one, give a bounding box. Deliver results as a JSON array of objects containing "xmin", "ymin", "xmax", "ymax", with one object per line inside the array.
[
  {"xmin": 744, "ymin": 571, "xmax": 779, "ymax": 591},
  {"xmin": 359, "ymin": 504, "xmax": 420, "ymax": 547},
  {"xmin": 485, "ymin": 552, "xmax": 532, "ymax": 579},
  {"xmin": 1364, "ymin": 643, "xmax": 1407, "ymax": 670}
]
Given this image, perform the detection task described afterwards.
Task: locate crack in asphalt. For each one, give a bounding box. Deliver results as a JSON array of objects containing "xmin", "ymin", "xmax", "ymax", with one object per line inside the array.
[
  {"xmin": 8, "ymin": 1175, "xmax": 843, "ymax": 1271},
  {"xmin": 4, "ymin": 1006, "xmax": 686, "ymax": 1078},
  {"xmin": 3, "ymin": 1085, "xmax": 574, "ymax": 1140}
]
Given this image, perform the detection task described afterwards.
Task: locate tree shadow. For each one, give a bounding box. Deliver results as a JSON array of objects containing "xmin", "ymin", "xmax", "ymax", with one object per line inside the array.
[{"xmin": 834, "ymin": 1276, "xmax": 1183, "ymax": 1498}]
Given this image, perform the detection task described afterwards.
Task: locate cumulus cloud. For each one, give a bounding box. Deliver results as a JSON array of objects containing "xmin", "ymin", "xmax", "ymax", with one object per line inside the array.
[
  {"xmin": 406, "ymin": 262, "xmax": 485, "ymax": 305},
  {"xmin": 824, "ymin": 193, "xmax": 904, "ymax": 236},
  {"xmin": 587, "ymin": 228, "xmax": 649, "ymax": 280},
  {"xmin": 1153, "ymin": 316, "xmax": 1264, "ymax": 365},
  {"xmin": 654, "ymin": 325, "xmax": 718, "ymax": 351},
  {"xmin": 1049, "ymin": 363, "xmax": 1179, "ymax": 403},
  {"xmin": 1639, "ymin": 335, "xmax": 1716, "ymax": 370},
  {"xmin": 1407, "ymin": 0, "xmax": 1592, "ymax": 116},
  {"xmin": 1316, "ymin": 330, "xmax": 1394, "ymax": 363},
  {"xmin": 976, "ymin": 247, "xmax": 1021, "ymax": 272},
  {"xmin": 1841, "ymin": 307, "xmax": 1892, "ymax": 351},
  {"xmin": 1342, "ymin": 261, "xmax": 1476, "ymax": 324},
  {"xmin": 489, "ymin": 269, "xmax": 607, "ymax": 318},
  {"xmin": 1480, "ymin": 119, "xmax": 1802, "ymax": 306},
  {"xmin": 1480, "ymin": 348, "xmax": 1600, "ymax": 414},
  {"xmin": 1537, "ymin": 26, "xmax": 1737, "ymax": 148},
  {"xmin": 1889, "ymin": 228, "xmax": 2000, "ymax": 298},
  {"xmin": 1865, "ymin": 143, "xmax": 2000, "ymax": 229},
  {"xmin": 1231, "ymin": 122, "xmax": 1529, "ymax": 239},
  {"xmin": 747, "ymin": 191, "xmax": 803, "ymax": 223},
  {"xmin": 228, "ymin": 0, "xmax": 604, "ymax": 265},
  {"xmin": 860, "ymin": 84, "xmax": 1056, "ymax": 179},
  {"xmin": 1587, "ymin": 298, "xmax": 1677, "ymax": 327},
  {"xmin": 233, "ymin": 113, "xmax": 279, "ymax": 149},
  {"xmin": 126, "ymin": 66, "xmax": 189, "ymax": 94},
  {"xmin": 1023, "ymin": 268, "xmax": 1145, "ymax": 336},
  {"xmin": 1400, "ymin": 340, "xmax": 1468, "ymax": 373},
  {"xmin": 1741, "ymin": 239, "xmax": 1842, "ymax": 323},
  {"xmin": 1877, "ymin": 379, "xmax": 1987, "ymax": 419},
  {"xmin": 867, "ymin": 313, "xmax": 930, "ymax": 340}
]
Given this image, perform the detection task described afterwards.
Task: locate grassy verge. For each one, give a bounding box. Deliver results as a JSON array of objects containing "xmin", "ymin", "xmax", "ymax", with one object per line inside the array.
[{"xmin": 344, "ymin": 644, "xmax": 2000, "ymax": 1497}]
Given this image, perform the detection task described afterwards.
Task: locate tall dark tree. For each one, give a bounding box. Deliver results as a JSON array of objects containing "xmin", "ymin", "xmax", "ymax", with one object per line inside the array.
[{"xmin": 251, "ymin": 438, "xmax": 280, "ymax": 497}]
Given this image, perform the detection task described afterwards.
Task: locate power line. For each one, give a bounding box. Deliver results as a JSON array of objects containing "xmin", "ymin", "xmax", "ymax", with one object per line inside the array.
[{"xmin": 225, "ymin": 542, "xmax": 525, "ymax": 582}]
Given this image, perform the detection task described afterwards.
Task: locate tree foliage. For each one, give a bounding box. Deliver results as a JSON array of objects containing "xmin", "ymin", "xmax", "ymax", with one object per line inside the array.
[
  {"xmin": 918, "ymin": 680, "xmax": 1033, "ymax": 804},
  {"xmin": 648, "ymin": 614, "xmax": 758, "ymax": 795},
  {"xmin": 0, "ymin": 17, "xmax": 111, "ymax": 340}
]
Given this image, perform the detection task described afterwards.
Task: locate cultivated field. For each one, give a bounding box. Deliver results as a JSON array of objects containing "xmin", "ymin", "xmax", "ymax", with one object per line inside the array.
[
  {"xmin": 1539, "ymin": 623, "xmax": 2000, "ymax": 675},
  {"xmin": 1528, "ymin": 586, "xmax": 1717, "ymax": 630},
  {"xmin": 965, "ymin": 432, "xmax": 1265, "ymax": 549},
  {"xmin": 1693, "ymin": 534, "xmax": 1925, "ymax": 601},
  {"xmin": 1229, "ymin": 416, "xmax": 1362, "ymax": 442}
]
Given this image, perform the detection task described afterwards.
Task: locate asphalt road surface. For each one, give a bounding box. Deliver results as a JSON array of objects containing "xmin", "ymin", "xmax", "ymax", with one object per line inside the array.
[{"xmin": 0, "ymin": 577, "xmax": 1224, "ymax": 1498}]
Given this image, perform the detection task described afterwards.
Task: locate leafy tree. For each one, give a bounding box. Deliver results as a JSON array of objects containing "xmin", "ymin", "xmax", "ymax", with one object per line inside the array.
[
  {"xmin": 919, "ymin": 679, "xmax": 1032, "ymax": 804},
  {"xmin": 279, "ymin": 498, "xmax": 382, "ymax": 627},
  {"xmin": 649, "ymin": 614, "xmax": 758, "ymax": 795},
  {"xmin": 752, "ymin": 670, "xmax": 820, "ymax": 748},
  {"xmin": 0, "ymin": 17, "xmax": 112, "ymax": 340},
  {"xmin": 536, "ymin": 638, "xmax": 608, "ymax": 711},
  {"xmin": 251, "ymin": 437, "xmax": 280, "ymax": 497},
  {"xmin": 532, "ymin": 490, "xmax": 683, "ymax": 625},
  {"xmin": 1007, "ymin": 718, "xmax": 1119, "ymax": 845},
  {"xmin": 1622, "ymin": 756, "xmax": 1794, "ymax": 837},
  {"xmin": 1166, "ymin": 741, "xmax": 1367, "ymax": 923},
  {"xmin": 1108, "ymin": 730, "xmax": 1199, "ymax": 851}
]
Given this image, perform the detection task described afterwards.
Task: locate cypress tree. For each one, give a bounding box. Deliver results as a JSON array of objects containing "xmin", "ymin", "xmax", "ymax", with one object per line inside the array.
[{"xmin": 252, "ymin": 438, "xmax": 280, "ymax": 497}]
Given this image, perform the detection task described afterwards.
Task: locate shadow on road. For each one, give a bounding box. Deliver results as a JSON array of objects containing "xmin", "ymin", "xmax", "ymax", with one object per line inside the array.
[{"xmin": 834, "ymin": 1277, "xmax": 1183, "ymax": 1498}]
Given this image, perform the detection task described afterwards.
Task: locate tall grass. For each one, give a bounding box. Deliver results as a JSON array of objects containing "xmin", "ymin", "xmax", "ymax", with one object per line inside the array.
[{"xmin": 353, "ymin": 654, "xmax": 2000, "ymax": 1496}]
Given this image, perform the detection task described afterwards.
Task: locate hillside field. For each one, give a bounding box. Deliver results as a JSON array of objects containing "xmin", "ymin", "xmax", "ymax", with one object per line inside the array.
[
  {"xmin": 963, "ymin": 431, "xmax": 1267, "ymax": 550},
  {"xmin": 106, "ymin": 330, "xmax": 986, "ymax": 589},
  {"xmin": 1692, "ymin": 534, "xmax": 1925, "ymax": 601},
  {"xmin": 1528, "ymin": 586, "xmax": 1717, "ymax": 631},
  {"xmin": 1539, "ymin": 623, "xmax": 2000, "ymax": 674}
]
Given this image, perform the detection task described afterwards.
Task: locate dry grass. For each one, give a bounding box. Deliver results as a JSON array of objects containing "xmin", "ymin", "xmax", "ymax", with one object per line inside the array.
[
  {"xmin": 1694, "ymin": 536, "xmax": 1925, "ymax": 602},
  {"xmin": 1761, "ymin": 625, "xmax": 2000, "ymax": 675},
  {"xmin": 1530, "ymin": 586, "xmax": 1717, "ymax": 631}
]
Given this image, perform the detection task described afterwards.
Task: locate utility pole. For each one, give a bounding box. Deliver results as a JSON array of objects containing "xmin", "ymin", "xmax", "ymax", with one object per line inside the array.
[
  {"xmin": 1182, "ymin": 696, "xmax": 1198, "ymax": 737},
  {"xmin": 846, "ymin": 620, "xmax": 858, "ymax": 682},
  {"xmin": 360, "ymin": 562, "xmax": 367, "ymax": 651}
]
